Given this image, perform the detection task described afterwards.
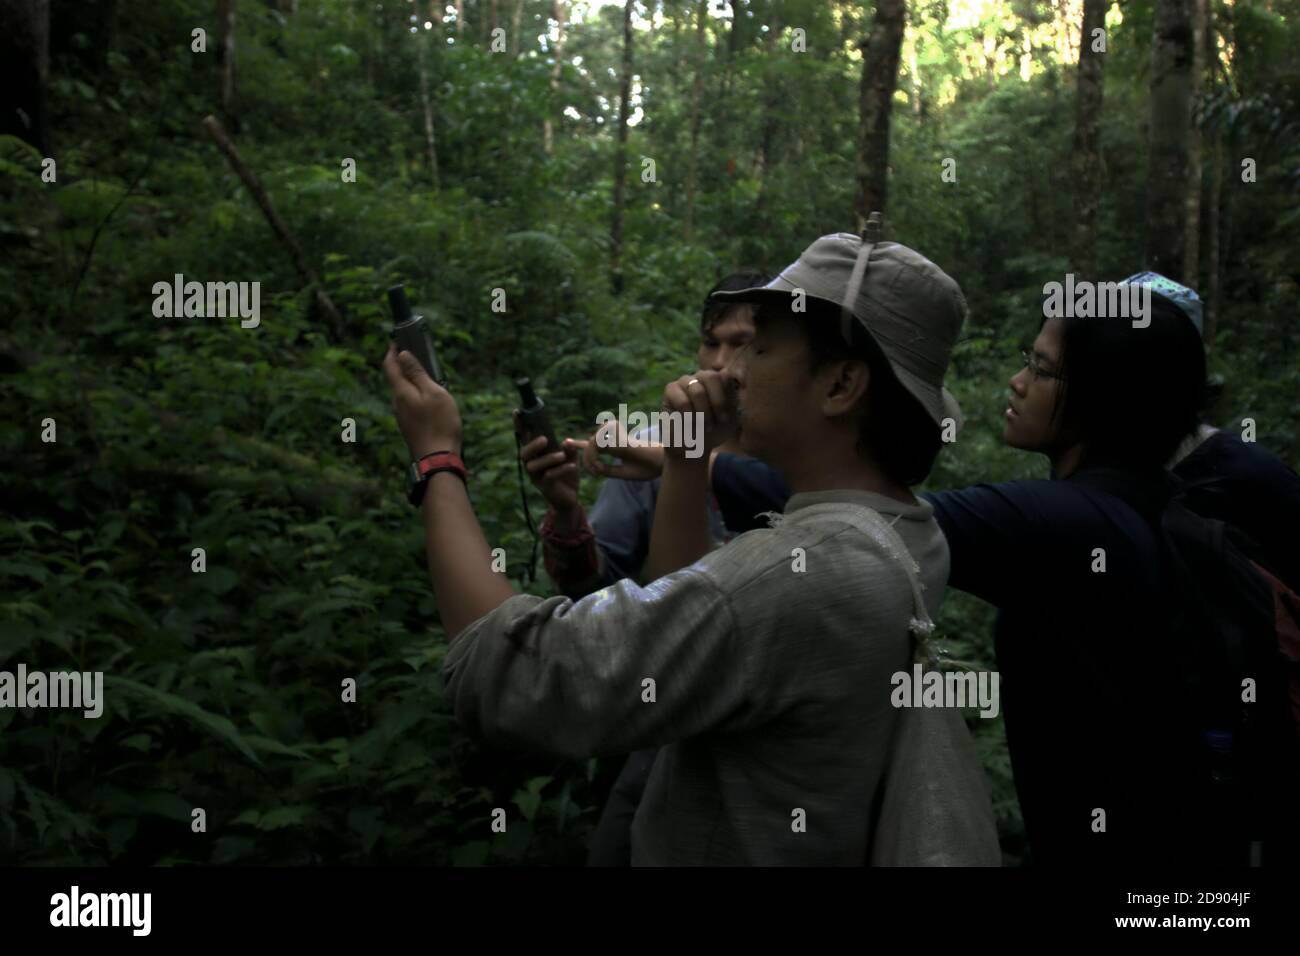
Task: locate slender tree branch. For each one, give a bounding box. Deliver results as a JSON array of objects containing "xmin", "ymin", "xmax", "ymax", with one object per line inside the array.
[{"xmin": 67, "ymin": 155, "xmax": 153, "ymax": 315}]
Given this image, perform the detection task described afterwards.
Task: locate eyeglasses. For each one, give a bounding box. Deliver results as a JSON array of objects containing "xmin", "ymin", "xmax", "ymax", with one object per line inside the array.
[{"xmin": 1020, "ymin": 349, "xmax": 1066, "ymax": 382}]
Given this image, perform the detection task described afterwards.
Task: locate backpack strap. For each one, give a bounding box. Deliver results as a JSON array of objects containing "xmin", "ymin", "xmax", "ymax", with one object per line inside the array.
[
  {"xmin": 767, "ymin": 502, "xmax": 937, "ymax": 665},
  {"xmin": 769, "ymin": 503, "xmax": 1003, "ymax": 865}
]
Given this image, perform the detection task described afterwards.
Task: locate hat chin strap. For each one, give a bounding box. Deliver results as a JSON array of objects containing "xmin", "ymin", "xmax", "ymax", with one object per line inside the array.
[{"xmin": 841, "ymin": 211, "xmax": 883, "ymax": 343}]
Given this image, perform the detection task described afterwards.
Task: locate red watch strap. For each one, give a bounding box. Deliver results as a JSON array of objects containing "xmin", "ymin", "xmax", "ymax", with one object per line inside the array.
[{"xmin": 415, "ymin": 452, "xmax": 469, "ymax": 480}]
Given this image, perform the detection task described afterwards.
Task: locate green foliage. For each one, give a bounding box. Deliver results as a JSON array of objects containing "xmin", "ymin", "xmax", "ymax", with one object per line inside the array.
[{"xmin": 2, "ymin": 0, "xmax": 1296, "ymax": 867}]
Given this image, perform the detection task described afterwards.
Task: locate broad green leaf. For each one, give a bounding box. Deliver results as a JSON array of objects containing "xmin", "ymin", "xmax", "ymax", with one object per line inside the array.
[
  {"xmin": 257, "ymin": 806, "xmax": 308, "ymax": 830},
  {"xmin": 119, "ymin": 733, "xmax": 153, "ymax": 752},
  {"xmin": 104, "ymin": 676, "xmax": 262, "ymax": 767},
  {"xmin": 244, "ymin": 734, "xmax": 313, "ymax": 760},
  {"xmin": 0, "ymin": 559, "xmax": 49, "ymax": 584}
]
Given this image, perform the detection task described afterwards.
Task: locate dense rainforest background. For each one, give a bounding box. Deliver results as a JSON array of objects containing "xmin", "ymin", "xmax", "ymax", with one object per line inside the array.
[{"xmin": 0, "ymin": 0, "xmax": 1296, "ymax": 866}]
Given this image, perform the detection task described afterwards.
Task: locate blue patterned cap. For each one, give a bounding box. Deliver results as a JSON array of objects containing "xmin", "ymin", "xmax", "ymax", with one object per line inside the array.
[{"xmin": 1119, "ymin": 272, "xmax": 1203, "ymax": 335}]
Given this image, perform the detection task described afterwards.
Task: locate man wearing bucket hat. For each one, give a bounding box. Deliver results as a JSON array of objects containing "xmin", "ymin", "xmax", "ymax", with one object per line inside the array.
[
  {"xmin": 718, "ymin": 220, "xmax": 966, "ymax": 427},
  {"xmin": 645, "ymin": 217, "xmax": 966, "ymax": 577},
  {"xmin": 386, "ymin": 222, "xmax": 1000, "ymax": 865},
  {"xmin": 696, "ymin": 265, "xmax": 1296, "ymax": 865}
]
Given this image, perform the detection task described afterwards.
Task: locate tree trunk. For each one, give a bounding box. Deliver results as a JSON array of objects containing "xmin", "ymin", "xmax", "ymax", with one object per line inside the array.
[
  {"xmin": 81, "ymin": 0, "xmax": 117, "ymax": 71},
  {"xmin": 456, "ymin": 0, "xmax": 464, "ymax": 36},
  {"xmin": 753, "ymin": 5, "xmax": 783, "ymax": 182},
  {"xmin": 511, "ymin": 0, "xmax": 523, "ymax": 55},
  {"xmin": 909, "ymin": 44, "xmax": 922, "ymax": 118},
  {"xmin": 683, "ymin": 0, "xmax": 707, "ymax": 240},
  {"xmin": 1204, "ymin": 139, "xmax": 1222, "ymax": 346},
  {"xmin": 1203, "ymin": 1, "xmax": 1222, "ymax": 345},
  {"xmin": 360, "ymin": 0, "xmax": 373, "ymax": 85},
  {"xmin": 720, "ymin": 0, "xmax": 739, "ymax": 104},
  {"xmin": 216, "ymin": 0, "xmax": 239, "ymax": 134},
  {"xmin": 1142, "ymin": 0, "xmax": 1194, "ymax": 281},
  {"xmin": 728, "ymin": 0, "xmax": 745, "ymax": 56},
  {"xmin": 416, "ymin": 28, "xmax": 440, "ymax": 189},
  {"xmin": 748, "ymin": 4, "xmax": 783, "ymax": 264},
  {"xmin": 854, "ymin": 0, "xmax": 906, "ymax": 228},
  {"xmin": 543, "ymin": 0, "xmax": 567, "ymax": 154},
  {"xmin": 1183, "ymin": 0, "xmax": 1207, "ymax": 289},
  {"xmin": 609, "ymin": 0, "xmax": 634, "ymax": 295},
  {"xmin": 1069, "ymin": 0, "xmax": 1106, "ymax": 279},
  {"xmin": 0, "ymin": 0, "xmax": 51, "ymax": 154}
]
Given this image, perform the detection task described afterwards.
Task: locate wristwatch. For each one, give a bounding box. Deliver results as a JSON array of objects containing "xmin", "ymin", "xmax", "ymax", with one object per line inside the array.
[{"xmin": 406, "ymin": 450, "xmax": 468, "ymax": 506}]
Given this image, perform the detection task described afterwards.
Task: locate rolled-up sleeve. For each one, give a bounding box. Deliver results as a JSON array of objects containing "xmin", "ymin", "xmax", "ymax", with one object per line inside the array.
[{"xmin": 439, "ymin": 567, "xmax": 756, "ymax": 760}]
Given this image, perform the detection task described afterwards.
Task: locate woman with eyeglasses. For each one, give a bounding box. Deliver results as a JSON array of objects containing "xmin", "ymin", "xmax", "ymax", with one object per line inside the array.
[
  {"xmin": 921, "ymin": 296, "xmax": 1214, "ymax": 867},
  {"xmin": 704, "ymin": 289, "xmax": 1244, "ymax": 866}
]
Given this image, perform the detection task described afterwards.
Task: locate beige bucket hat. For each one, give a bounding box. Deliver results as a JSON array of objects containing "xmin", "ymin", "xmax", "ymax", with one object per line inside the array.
[{"xmin": 710, "ymin": 221, "xmax": 967, "ymax": 430}]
